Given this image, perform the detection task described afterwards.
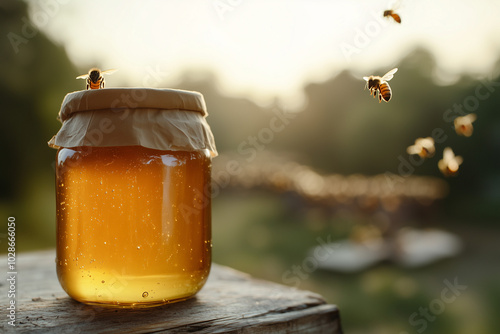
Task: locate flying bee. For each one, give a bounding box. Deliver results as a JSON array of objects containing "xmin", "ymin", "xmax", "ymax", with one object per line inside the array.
[
  {"xmin": 383, "ymin": 9, "xmax": 402, "ymax": 23},
  {"xmin": 76, "ymin": 68, "xmax": 117, "ymax": 90},
  {"xmin": 363, "ymin": 68, "xmax": 398, "ymax": 103},
  {"xmin": 454, "ymin": 113, "xmax": 477, "ymax": 137},
  {"xmin": 407, "ymin": 137, "xmax": 435, "ymax": 159},
  {"xmin": 438, "ymin": 147, "xmax": 463, "ymax": 177}
]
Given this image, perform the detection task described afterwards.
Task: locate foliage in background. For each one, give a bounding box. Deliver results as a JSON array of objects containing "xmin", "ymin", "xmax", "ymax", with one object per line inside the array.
[
  {"xmin": 1, "ymin": 0, "xmax": 80, "ymax": 247},
  {"xmin": 1, "ymin": 1, "xmax": 500, "ymax": 247},
  {"xmin": 178, "ymin": 55, "xmax": 500, "ymax": 222}
]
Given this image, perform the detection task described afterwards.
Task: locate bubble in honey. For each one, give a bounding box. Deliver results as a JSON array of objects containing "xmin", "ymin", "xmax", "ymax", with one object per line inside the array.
[{"xmin": 142, "ymin": 292, "xmax": 149, "ymax": 298}]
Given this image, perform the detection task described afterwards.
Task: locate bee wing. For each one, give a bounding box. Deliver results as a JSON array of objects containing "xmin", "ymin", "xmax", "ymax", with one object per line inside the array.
[
  {"xmin": 382, "ymin": 68, "xmax": 398, "ymax": 81},
  {"xmin": 390, "ymin": 0, "xmax": 402, "ymax": 10},
  {"xmin": 443, "ymin": 147, "xmax": 454, "ymax": 162},
  {"xmin": 76, "ymin": 74, "xmax": 89, "ymax": 79},
  {"xmin": 466, "ymin": 113, "xmax": 477, "ymax": 123},
  {"xmin": 363, "ymin": 76, "xmax": 370, "ymax": 81},
  {"xmin": 438, "ymin": 159, "xmax": 447, "ymax": 171},
  {"xmin": 421, "ymin": 137, "xmax": 435, "ymax": 147},
  {"xmin": 406, "ymin": 145, "xmax": 419, "ymax": 155},
  {"xmin": 101, "ymin": 69, "xmax": 117, "ymax": 75}
]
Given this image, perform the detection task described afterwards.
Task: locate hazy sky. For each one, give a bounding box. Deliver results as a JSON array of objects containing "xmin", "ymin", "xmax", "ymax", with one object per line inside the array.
[{"xmin": 28, "ymin": 0, "xmax": 500, "ymax": 107}]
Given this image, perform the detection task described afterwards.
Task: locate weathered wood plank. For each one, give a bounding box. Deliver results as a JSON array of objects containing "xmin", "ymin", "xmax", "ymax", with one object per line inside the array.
[{"xmin": 0, "ymin": 250, "xmax": 342, "ymax": 333}]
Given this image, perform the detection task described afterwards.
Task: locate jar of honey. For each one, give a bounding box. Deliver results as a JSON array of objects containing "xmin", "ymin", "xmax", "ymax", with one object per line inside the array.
[{"xmin": 48, "ymin": 88, "xmax": 217, "ymax": 308}]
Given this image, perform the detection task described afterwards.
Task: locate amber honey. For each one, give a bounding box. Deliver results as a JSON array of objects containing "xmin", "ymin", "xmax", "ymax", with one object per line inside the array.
[{"xmin": 55, "ymin": 146, "xmax": 211, "ymax": 307}]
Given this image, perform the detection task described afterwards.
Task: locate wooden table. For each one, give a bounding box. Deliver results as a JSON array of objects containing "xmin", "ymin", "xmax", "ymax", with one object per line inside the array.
[{"xmin": 0, "ymin": 250, "xmax": 342, "ymax": 333}]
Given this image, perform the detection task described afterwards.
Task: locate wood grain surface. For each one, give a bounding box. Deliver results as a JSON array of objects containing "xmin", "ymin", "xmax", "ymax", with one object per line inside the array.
[{"xmin": 0, "ymin": 250, "xmax": 342, "ymax": 333}]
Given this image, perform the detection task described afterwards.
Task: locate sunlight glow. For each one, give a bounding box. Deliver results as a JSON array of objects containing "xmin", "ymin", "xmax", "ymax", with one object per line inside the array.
[{"xmin": 28, "ymin": 0, "xmax": 500, "ymax": 107}]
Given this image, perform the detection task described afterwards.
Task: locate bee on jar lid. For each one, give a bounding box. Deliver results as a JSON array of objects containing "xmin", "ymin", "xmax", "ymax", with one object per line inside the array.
[
  {"xmin": 407, "ymin": 137, "xmax": 435, "ymax": 159},
  {"xmin": 438, "ymin": 147, "xmax": 463, "ymax": 177},
  {"xmin": 76, "ymin": 68, "xmax": 117, "ymax": 90},
  {"xmin": 363, "ymin": 68, "xmax": 398, "ymax": 103},
  {"xmin": 454, "ymin": 113, "xmax": 477, "ymax": 137}
]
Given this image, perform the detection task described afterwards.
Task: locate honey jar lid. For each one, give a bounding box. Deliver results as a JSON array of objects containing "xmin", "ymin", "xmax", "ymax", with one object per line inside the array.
[{"xmin": 48, "ymin": 88, "xmax": 217, "ymax": 157}]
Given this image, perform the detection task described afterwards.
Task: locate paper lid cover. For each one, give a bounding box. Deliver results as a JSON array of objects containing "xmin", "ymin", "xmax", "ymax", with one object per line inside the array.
[{"xmin": 48, "ymin": 88, "xmax": 217, "ymax": 157}]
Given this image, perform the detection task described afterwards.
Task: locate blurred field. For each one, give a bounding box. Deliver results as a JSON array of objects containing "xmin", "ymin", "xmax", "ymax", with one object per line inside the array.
[{"xmin": 211, "ymin": 190, "xmax": 500, "ymax": 334}]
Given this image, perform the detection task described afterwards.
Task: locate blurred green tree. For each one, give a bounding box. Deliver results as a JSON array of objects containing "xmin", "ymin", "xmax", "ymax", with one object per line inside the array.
[{"xmin": 1, "ymin": 0, "xmax": 79, "ymax": 248}]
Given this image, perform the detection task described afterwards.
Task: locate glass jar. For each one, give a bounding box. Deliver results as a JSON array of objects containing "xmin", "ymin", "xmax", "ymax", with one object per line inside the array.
[{"xmin": 49, "ymin": 88, "xmax": 217, "ymax": 307}]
